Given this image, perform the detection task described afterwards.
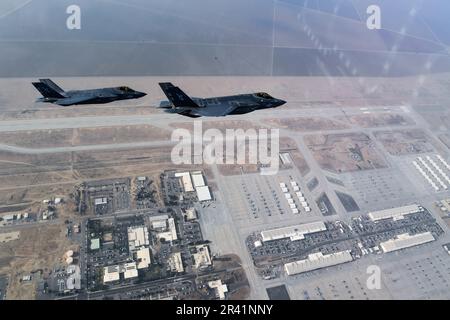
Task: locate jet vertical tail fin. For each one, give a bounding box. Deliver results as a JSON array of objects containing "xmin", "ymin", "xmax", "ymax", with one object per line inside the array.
[
  {"xmin": 39, "ymin": 79, "xmax": 65, "ymax": 95},
  {"xmin": 32, "ymin": 81, "xmax": 66, "ymax": 99},
  {"xmin": 159, "ymin": 82, "xmax": 200, "ymax": 108}
]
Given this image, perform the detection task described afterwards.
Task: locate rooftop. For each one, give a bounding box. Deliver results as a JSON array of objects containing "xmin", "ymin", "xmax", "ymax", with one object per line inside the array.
[
  {"xmin": 193, "ymin": 245, "xmax": 212, "ymax": 269},
  {"xmin": 196, "ymin": 186, "xmax": 212, "ymax": 202},
  {"xmin": 261, "ymin": 221, "xmax": 327, "ymax": 242},
  {"xmin": 90, "ymin": 238, "xmax": 100, "ymax": 250},
  {"xmin": 175, "ymin": 172, "xmax": 194, "ymax": 192},
  {"xmin": 168, "ymin": 252, "xmax": 184, "ymax": 273},
  {"xmin": 156, "ymin": 218, "xmax": 178, "ymax": 242},
  {"xmin": 284, "ymin": 251, "xmax": 353, "ymax": 276},
  {"xmin": 136, "ymin": 248, "xmax": 151, "ymax": 269},
  {"xmin": 103, "ymin": 265, "xmax": 120, "ymax": 283},
  {"xmin": 380, "ymin": 232, "xmax": 435, "ymax": 253},
  {"xmin": 208, "ymin": 280, "xmax": 228, "ymax": 300},
  {"xmin": 128, "ymin": 226, "xmax": 149, "ymax": 251},
  {"xmin": 368, "ymin": 204, "xmax": 421, "ymax": 222},
  {"xmin": 191, "ymin": 172, "xmax": 206, "ymax": 187}
]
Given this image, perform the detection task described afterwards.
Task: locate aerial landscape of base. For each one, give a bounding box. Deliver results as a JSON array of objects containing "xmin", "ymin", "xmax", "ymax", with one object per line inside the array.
[{"xmin": 1, "ymin": 0, "xmax": 450, "ymax": 302}]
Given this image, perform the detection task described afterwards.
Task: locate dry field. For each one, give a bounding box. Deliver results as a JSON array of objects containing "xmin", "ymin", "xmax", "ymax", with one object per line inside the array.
[
  {"xmin": 0, "ymin": 105, "xmax": 160, "ymax": 121},
  {"xmin": 374, "ymin": 129, "xmax": 436, "ymax": 155},
  {"xmin": 262, "ymin": 117, "xmax": 347, "ymax": 131},
  {"xmin": 170, "ymin": 120, "xmax": 266, "ymax": 132},
  {"xmin": 0, "ymin": 223, "xmax": 76, "ymax": 300},
  {"xmin": 0, "ymin": 144, "xmax": 207, "ymax": 210},
  {"xmin": 305, "ymin": 132, "xmax": 387, "ymax": 173},
  {"xmin": 216, "ymin": 136, "xmax": 309, "ymax": 176},
  {"xmin": 335, "ymin": 113, "xmax": 415, "ymax": 128},
  {"xmin": 0, "ymin": 125, "xmax": 171, "ymax": 148},
  {"xmin": 279, "ymin": 137, "xmax": 310, "ymax": 175}
]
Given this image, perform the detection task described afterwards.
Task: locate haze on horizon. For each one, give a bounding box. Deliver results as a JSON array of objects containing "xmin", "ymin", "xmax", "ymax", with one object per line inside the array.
[{"xmin": 0, "ymin": 0, "xmax": 450, "ymax": 77}]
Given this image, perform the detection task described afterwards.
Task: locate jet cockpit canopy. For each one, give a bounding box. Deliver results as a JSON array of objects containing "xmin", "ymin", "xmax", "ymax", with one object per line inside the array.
[{"xmin": 255, "ymin": 92, "xmax": 275, "ymax": 99}]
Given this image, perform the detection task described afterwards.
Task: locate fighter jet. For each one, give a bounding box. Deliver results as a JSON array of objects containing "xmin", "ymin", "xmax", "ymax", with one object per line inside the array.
[
  {"xmin": 32, "ymin": 79, "xmax": 146, "ymax": 106},
  {"xmin": 158, "ymin": 82, "xmax": 286, "ymax": 118}
]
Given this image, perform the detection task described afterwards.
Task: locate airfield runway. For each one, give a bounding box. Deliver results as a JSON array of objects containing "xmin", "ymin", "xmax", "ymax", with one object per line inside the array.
[{"xmin": 0, "ymin": 75, "xmax": 449, "ymax": 300}]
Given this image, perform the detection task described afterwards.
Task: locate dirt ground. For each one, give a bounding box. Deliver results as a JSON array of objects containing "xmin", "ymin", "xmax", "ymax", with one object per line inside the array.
[
  {"xmin": 335, "ymin": 113, "xmax": 415, "ymax": 128},
  {"xmin": 170, "ymin": 120, "xmax": 266, "ymax": 132},
  {"xmin": 0, "ymin": 223, "xmax": 77, "ymax": 300},
  {"xmin": 374, "ymin": 129, "xmax": 436, "ymax": 155},
  {"xmin": 217, "ymin": 164, "xmax": 259, "ymax": 176},
  {"xmin": 262, "ymin": 117, "xmax": 347, "ymax": 131},
  {"xmin": 0, "ymin": 105, "xmax": 160, "ymax": 121},
  {"xmin": 216, "ymin": 136, "xmax": 309, "ymax": 176},
  {"xmin": 280, "ymin": 137, "xmax": 310, "ymax": 175},
  {"xmin": 0, "ymin": 125, "xmax": 171, "ymax": 148},
  {"xmin": 304, "ymin": 132, "xmax": 387, "ymax": 173}
]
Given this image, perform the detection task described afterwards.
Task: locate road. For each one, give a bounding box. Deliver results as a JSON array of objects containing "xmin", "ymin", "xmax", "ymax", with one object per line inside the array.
[{"xmin": 0, "ymin": 105, "xmax": 410, "ymax": 155}]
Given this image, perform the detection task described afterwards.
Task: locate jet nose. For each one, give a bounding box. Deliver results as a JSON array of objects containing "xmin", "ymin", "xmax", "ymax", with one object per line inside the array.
[
  {"xmin": 277, "ymin": 99, "xmax": 287, "ymax": 106},
  {"xmin": 136, "ymin": 91, "xmax": 147, "ymax": 98}
]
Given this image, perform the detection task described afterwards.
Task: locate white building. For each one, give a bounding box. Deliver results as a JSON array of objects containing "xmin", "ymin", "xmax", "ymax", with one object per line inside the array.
[
  {"xmin": 368, "ymin": 204, "xmax": 421, "ymax": 222},
  {"xmin": 284, "ymin": 251, "xmax": 353, "ymax": 276},
  {"xmin": 193, "ymin": 245, "xmax": 212, "ymax": 269},
  {"xmin": 122, "ymin": 262, "xmax": 138, "ymax": 279},
  {"xmin": 168, "ymin": 252, "xmax": 184, "ymax": 273},
  {"xmin": 128, "ymin": 226, "xmax": 150, "ymax": 251},
  {"xmin": 261, "ymin": 221, "xmax": 327, "ymax": 242},
  {"xmin": 379, "ymin": 232, "xmax": 435, "ymax": 253},
  {"xmin": 103, "ymin": 265, "xmax": 120, "ymax": 283},
  {"xmin": 150, "ymin": 215, "xmax": 169, "ymax": 229},
  {"xmin": 208, "ymin": 280, "xmax": 228, "ymax": 300},
  {"xmin": 175, "ymin": 172, "xmax": 194, "ymax": 192},
  {"xmin": 156, "ymin": 218, "xmax": 178, "ymax": 242},
  {"xmin": 94, "ymin": 198, "xmax": 107, "ymax": 205},
  {"xmin": 191, "ymin": 171, "xmax": 206, "ymax": 187},
  {"xmin": 136, "ymin": 248, "xmax": 151, "ymax": 269},
  {"xmin": 196, "ymin": 186, "xmax": 212, "ymax": 202},
  {"xmin": 152, "ymin": 219, "xmax": 168, "ymax": 231}
]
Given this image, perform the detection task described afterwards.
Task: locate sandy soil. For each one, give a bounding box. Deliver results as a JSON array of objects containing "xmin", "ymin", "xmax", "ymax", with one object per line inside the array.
[
  {"xmin": 374, "ymin": 129, "xmax": 436, "ymax": 155},
  {"xmin": 335, "ymin": 113, "xmax": 415, "ymax": 128},
  {"xmin": 305, "ymin": 132, "xmax": 387, "ymax": 173},
  {"xmin": 263, "ymin": 117, "xmax": 347, "ymax": 131}
]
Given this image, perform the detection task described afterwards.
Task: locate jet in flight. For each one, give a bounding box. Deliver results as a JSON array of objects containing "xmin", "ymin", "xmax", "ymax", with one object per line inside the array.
[
  {"xmin": 32, "ymin": 79, "xmax": 146, "ymax": 106},
  {"xmin": 158, "ymin": 82, "xmax": 286, "ymax": 118}
]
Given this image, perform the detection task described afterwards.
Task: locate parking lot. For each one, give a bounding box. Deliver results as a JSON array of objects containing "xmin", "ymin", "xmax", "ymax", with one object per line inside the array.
[
  {"xmin": 218, "ymin": 171, "xmax": 322, "ymax": 232},
  {"xmin": 341, "ymin": 169, "xmax": 418, "ymax": 211},
  {"xmin": 160, "ymin": 171, "xmax": 198, "ymax": 206},
  {"xmin": 246, "ymin": 206, "xmax": 444, "ymax": 278}
]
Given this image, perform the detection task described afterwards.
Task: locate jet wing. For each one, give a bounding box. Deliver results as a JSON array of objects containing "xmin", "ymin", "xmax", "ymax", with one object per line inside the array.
[
  {"xmin": 55, "ymin": 96, "xmax": 98, "ymax": 106},
  {"xmin": 188, "ymin": 104, "xmax": 239, "ymax": 117}
]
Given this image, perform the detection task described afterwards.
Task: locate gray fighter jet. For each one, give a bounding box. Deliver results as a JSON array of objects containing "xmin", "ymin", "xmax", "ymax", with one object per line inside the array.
[
  {"xmin": 32, "ymin": 79, "xmax": 146, "ymax": 106},
  {"xmin": 158, "ymin": 82, "xmax": 286, "ymax": 118}
]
